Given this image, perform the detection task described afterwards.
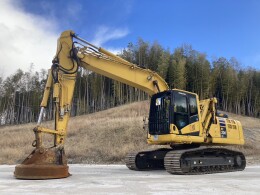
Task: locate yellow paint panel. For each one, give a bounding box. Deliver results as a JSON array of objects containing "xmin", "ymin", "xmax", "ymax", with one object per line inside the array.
[
  {"xmin": 181, "ymin": 121, "xmax": 200, "ymax": 135},
  {"xmin": 147, "ymin": 133, "xmax": 204, "ymax": 145}
]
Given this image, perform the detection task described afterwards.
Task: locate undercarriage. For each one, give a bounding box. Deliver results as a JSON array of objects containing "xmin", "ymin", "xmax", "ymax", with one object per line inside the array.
[{"xmin": 125, "ymin": 147, "xmax": 246, "ymax": 174}]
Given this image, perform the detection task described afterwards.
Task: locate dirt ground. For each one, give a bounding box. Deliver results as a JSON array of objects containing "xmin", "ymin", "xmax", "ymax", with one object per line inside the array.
[{"xmin": 0, "ymin": 101, "xmax": 259, "ymax": 165}]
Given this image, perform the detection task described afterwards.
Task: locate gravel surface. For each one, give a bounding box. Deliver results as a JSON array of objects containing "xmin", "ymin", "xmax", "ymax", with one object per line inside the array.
[{"xmin": 0, "ymin": 164, "xmax": 259, "ymax": 194}]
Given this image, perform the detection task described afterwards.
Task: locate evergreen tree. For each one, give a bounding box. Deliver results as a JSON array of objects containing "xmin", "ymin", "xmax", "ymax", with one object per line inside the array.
[
  {"xmin": 0, "ymin": 38, "xmax": 260, "ymax": 125},
  {"xmin": 158, "ymin": 49, "xmax": 171, "ymax": 79},
  {"xmin": 171, "ymin": 48, "xmax": 186, "ymax": 89}
]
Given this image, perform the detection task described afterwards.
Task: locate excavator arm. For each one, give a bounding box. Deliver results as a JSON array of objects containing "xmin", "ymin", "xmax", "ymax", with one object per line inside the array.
[{"xmin": 14, "ymin": 30, "xmax": 168, "ymax": 179}]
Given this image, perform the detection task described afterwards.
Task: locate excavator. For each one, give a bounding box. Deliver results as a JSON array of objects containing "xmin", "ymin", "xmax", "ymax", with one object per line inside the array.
[{"xmin": 14, "ymin": 30, "xmax": 246, "ymax": 179}]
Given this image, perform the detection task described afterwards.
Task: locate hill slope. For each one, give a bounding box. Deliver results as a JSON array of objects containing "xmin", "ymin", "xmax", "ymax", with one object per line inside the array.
[{"xmin": 0, "ymin": 101, "xmax": 259, "ymax": 165}]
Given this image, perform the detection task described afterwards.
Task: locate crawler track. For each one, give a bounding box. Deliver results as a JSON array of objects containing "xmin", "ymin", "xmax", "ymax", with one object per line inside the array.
[
  {"xmin": 125, "ymin": 149, "xmax": 170, "ymax": 171},
  {"xmin": 164, "ymin": 148, "xmax": 246, "ymax": 175},
  {"xmin": 126, "ymin": 147, "xmax": 246, "ymax": 175}
]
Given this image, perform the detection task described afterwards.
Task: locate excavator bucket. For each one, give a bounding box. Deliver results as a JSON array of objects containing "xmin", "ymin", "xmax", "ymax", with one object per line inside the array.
[{"xmin": 14, "ymin": 147, "xmax": 70, "ymax": 179}]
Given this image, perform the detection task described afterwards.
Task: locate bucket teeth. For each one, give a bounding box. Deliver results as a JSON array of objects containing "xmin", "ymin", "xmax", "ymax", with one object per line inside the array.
[{"xmin": 14, "ymin": 147, "xmax": 70, "ymax": 179}]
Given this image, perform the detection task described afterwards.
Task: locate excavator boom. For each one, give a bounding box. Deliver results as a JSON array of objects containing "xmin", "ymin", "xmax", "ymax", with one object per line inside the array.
[{"xmin": 74, "ymin": 33, "xmax": 169, "ymax": 96}]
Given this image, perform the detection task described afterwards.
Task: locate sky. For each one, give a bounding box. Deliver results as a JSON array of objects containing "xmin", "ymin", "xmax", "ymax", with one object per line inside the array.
[{"xmin": 0, "ymin": 0, "xmax": 259, "ymax": 77}]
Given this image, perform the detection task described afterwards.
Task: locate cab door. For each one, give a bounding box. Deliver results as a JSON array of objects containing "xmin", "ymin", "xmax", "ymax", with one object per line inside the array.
[
  {"xmin": 173, "ymin": 92, "xmax": 189, "ymax": 132},
  {"xmin": 173, "ymin": 91, "xmax": 200, "ymax": 135}
]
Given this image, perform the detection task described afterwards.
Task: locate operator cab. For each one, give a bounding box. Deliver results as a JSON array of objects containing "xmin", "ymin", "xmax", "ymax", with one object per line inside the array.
[{"xmin": 149, "ymin": 90, "xmax": 199, "ymax": 135}]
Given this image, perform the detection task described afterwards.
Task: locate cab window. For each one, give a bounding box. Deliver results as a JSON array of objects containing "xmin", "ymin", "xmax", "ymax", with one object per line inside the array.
[
  {"xmin": 174, "ymin": 93, "xmax": 188, "ymax": 113},
  {"xmin": 174, "ymin": 93, "xmax": 189, "ymax": 129},
  {"xmin": 189, "ymin": 95, "xmax": 198, "ymax": 123},
  {"xmin": 189, "ymin": 96, "xmax": 198, "ymax": 116}
]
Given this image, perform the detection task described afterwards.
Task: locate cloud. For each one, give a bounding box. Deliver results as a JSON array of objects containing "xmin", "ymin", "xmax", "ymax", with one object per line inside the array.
[
  {"xmin": 66, "ymin": 2, "xmax": 83, "ymax": 19},
  {"xmin": 0, "ymin": 0, "xmax": 58, "ymax": 77},
  {"xmin": 0, "ymin": 0, "xmax": 130, "ymax": 77},
  {"xmin": 92, "ymin": 26, "xmax": 129, "ymax": 46},
  {"xmin": 91, "ymin": 26, "xmax": 129, "ymax": 55},
  {"xmin": 104, "ymin": 47, "xmax": 123, "ymax": 55}
]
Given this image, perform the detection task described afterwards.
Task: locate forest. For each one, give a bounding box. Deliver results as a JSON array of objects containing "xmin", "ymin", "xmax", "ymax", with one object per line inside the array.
[{"xmin": 0, "ymin": 39, "xmax": 259, "ymax": 125}]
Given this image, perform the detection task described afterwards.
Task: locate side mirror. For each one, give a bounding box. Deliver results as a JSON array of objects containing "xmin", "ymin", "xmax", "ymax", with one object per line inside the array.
[{"xmin": 143, "ymin": 116, "xmax": 148, "ymax": 131}]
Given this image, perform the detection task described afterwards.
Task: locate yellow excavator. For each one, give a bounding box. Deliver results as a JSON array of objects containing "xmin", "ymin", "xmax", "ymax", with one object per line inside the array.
[{"xmin": 14, "ymin": 30, "xmax": 246, "ymax": 179}]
